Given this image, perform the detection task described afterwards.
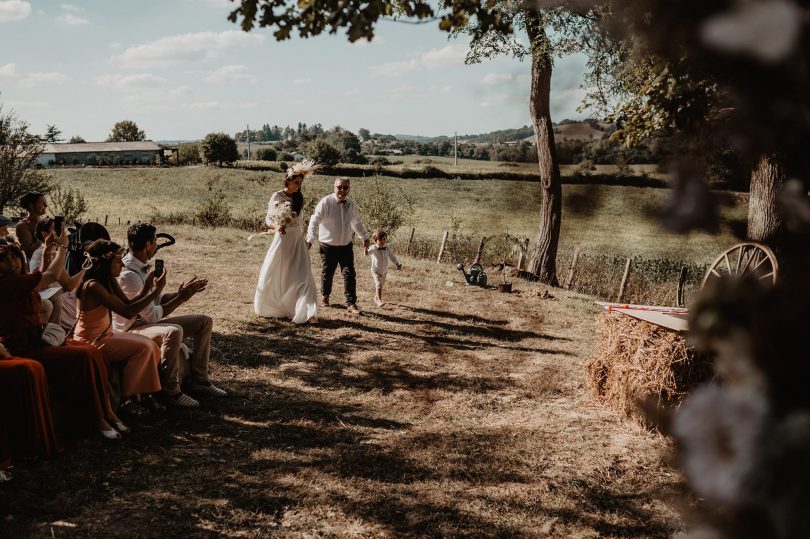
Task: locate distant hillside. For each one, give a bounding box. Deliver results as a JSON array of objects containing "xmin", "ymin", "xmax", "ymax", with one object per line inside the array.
[{"xmin": 393, "ymin": 121, "xmax": 612, "ymax": 144}]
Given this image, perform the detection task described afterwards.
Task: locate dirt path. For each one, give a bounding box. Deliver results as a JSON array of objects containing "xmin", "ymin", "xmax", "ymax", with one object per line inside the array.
[{"xmin": 1, "ymin": 243, "xmax": 684, "ymax": 538}]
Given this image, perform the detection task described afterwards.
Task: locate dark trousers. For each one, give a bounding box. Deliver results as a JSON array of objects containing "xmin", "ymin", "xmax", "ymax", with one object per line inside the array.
[{"xmin": 319, "ymin": 242, "xmax": 357, "ymax": 306}]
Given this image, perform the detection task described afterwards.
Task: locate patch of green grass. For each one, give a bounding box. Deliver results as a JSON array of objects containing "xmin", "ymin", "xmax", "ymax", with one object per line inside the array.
[{"xmin": 51, "ymin": 166, "xmax": 746, "ymax": 265}]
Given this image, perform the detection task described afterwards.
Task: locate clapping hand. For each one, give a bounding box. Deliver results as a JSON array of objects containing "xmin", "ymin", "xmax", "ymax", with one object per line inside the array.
[{"xmin": 178, "ymin": 276, "xmax": 207, "ymax": 302}]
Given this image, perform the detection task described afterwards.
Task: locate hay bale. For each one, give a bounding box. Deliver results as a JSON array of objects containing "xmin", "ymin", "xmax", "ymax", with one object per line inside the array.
[{"xmin": 586, "ymin": 311, "xmax": 713, "ymax": 420}]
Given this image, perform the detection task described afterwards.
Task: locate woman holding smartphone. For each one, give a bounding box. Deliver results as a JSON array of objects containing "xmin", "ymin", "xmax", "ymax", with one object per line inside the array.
[
  {"xmin": 74, "ymin": 239, "xmax": 163, "ymax": 418},
  {"xmin": 15, "ymin": 192, "xmax": 49, "ymax": 259}
]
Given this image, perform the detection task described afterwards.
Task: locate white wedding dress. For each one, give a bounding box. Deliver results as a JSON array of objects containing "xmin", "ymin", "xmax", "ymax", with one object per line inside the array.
[{"xmin": 254, "ymin": 191, "xmax": 319, "ymax": 323}]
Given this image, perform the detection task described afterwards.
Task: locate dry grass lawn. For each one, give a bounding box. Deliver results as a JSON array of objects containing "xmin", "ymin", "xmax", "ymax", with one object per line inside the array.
[{"xmin": 1, "ymin": 225, "xmax": 686, "ymax": 538}]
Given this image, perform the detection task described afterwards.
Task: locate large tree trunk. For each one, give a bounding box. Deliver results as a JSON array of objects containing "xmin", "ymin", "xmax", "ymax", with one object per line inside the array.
[
  {"xmin": 525, "ymin": 13, "xmax": 561, "ymax": 286},
  {"xmin": 748, "ymin": 154, "xmax": 785, "ymax": 244}
]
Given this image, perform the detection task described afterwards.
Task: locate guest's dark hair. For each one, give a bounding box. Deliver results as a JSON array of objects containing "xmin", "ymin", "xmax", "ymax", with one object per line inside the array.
[
  {"xmin": 19, "ymin": 192, "xmax": 44, "ymax": 211},
  {"xmin": 82, "ymin": 239, "xmax": 123, "ymax": 292},
  {"xmin": 283, "ymin": 176, "xmax": 304, "ymax": 215},
  {"xmin": 128, "ymin": 223, "xmax": 157, "ymax": 251},
  {"xmin": 0, "ymin": 236, "xmax": 24, "ymax": 263},
  {"xmin": 35, "ymin": 218, "xmax": 54, "ymax": 242}
]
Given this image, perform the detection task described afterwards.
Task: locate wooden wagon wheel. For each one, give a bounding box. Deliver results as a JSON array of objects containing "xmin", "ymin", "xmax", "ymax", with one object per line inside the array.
[{"xmin": 701, "ymin": 242, "xmax": 778, "ymax": 289}]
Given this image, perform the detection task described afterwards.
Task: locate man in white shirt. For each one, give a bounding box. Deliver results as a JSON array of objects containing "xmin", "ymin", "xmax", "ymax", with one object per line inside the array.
[
  {"xmin": 306, "ymin": 177, "xmax": 370, "ymax": 314},
  {"xmin": 113, "ymin": 223, "xmax": 226, "ymax": 407}
]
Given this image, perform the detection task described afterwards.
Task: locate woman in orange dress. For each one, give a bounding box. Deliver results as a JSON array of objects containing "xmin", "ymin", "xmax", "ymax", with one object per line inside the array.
[
  {"xmin": 0, "ymin": 339, "xmax": 61, "ymax": 477},
  {"xmin": 74, "ymin": 240, "xmax": 163, "ymax": 415},
  {"xmin": 0, "ymin": 236, "xmax": 123, "ymax": 439}
]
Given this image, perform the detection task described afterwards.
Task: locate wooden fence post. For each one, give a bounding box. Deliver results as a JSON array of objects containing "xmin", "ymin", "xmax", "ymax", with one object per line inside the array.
[
  {"xmin": 437, "ymin": 231, "xmax": 449, "ymax": 263},
  {"xmin": 676, "ymin": 266, "xmax": 688, "ymax": 307},
  {"xmin": 517, "ymin": 252, "xmax": 526, "ymax": 270},
  {"xmin": 118, "ymin": 217, "xmax": 121, "ymax": 225},
  {"xmin": 104, "ymin": 215, "xmax": 108, "ymax": 226},
  {"xmin": 565, "ymin": 246, "xmax": 581, "ymax": 290},
  {"xmin": 617, "ymin": 257, "xmax": 632, "ymax": 302},
  {"xmin": 406, "ymin": 227, "xmax": 415, "ymax": 256}
]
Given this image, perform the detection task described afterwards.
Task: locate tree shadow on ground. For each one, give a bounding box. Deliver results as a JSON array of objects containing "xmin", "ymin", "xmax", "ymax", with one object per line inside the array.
[{"xmin": 1, "ymin": 379, "xmax": 531, "ymax": 538}]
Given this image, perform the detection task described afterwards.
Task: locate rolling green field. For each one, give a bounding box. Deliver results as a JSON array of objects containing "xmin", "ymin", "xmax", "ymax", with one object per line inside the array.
[{"xmin": 49, "ymin": 166, "xmax": 746, "ymax": 264}]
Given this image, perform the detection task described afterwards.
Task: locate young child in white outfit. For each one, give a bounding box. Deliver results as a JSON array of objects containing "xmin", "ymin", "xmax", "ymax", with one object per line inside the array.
[{"xmin": 365, "ymin": 229, "xmax": 401, "ymax": 307}]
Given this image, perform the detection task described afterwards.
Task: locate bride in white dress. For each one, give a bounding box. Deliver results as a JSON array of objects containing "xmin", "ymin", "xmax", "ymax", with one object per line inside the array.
[{"xmin": 254, "ymin": 162, "xmax": 319, "ymax": 324}]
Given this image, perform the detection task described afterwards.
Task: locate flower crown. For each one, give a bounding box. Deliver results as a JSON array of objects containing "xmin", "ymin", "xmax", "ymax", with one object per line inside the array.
[{"xmin": 286, "ymin": 159, "xmax": 324, "ymax": 179}]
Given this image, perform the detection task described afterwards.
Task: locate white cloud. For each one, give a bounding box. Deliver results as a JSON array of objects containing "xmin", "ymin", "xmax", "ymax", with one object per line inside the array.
[
  {"xmin": 370, "ymin": 59, "xmax": 419, "ymax": 78},
  {"xmin": 482, "ymin": 73, "xmax": 515, "ymax": 85},
  {"xmin": 57, "ymin": 13, "xmax": 88, "ymax": 25},
  {"xmin": 205, "ymin": 64, "xmax": 256, "ymax": 84},
  {"xmin": 370, "ymin": 43, "xmax": 468, "ymax": 78},
  {"xmin": 18, "ymin": 72, "xmax": 69, "ymax": 87},
  {"xmin": 0, "ymin": 0, "xmax": 31, "ymax": 22},
  {"xmin": 0, "ymin": 63, "xmax": 69, "ymax": 87},
  {"xmin": 109, "ymin": 42, "xmax": 121, "ymax": 49},
  {"xmin": 60, "ymin": 3, "xmax": 81, "ymax": 11},
  {"xmin": 0, "ymin": 63, "xmax": 16, "ymax": 77},
  {"xmin": 344, "ymin": 88, "xmax": 361, "ymax": 97},
  {"xmin": 292, "ymin": 77, "xmax": 311, "ymax": 84},
  {"xmin": 112, "ymin": 31, "xmax": 265, "ymax": 69},
  {"xmin": 430, "ymin": 85, "xmax": 452, "ymax": 94},
  {"xmin": 95, "ymin": 73, "xmax": 168, "ymax": 89},
  {"xmin": 389, "ymin": 85, "xmax": 418, "ymax": 101},
  {"xmin": 420, "ymin": 43, "xmax": 467, "ymax": 69}
]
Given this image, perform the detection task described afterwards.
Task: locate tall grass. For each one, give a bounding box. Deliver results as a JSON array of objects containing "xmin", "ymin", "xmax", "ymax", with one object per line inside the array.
[{"xmin": 50, "ymin": 166, "xmax": 746, "ymax": 305}]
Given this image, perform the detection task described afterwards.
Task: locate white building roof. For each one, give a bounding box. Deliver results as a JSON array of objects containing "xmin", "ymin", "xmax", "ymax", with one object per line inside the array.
[{"xmin": 42, "ymin": 141, "xmax": 161, "ymax": 153}]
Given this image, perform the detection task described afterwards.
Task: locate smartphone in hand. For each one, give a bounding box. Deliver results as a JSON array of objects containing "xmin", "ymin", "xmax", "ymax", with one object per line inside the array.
[
  {"xmin": 54, "ymin": 215, "xmax": 64, "ymax": 236},
  {"xmin": 154, "ymin": 259, "xmax": 164, "ymax": 277}
]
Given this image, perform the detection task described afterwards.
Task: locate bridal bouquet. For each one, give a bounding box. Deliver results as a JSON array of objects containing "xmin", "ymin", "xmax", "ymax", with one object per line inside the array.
[{"xmin": 269, "ymin": 200, "xmax": 294, "ymax": 234}]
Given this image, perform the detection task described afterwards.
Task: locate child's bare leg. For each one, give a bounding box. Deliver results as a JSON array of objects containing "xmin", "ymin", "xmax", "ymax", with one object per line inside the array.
[{"xmin": 375, "ymin": 286, "xmax": 384, "ymax": 306}]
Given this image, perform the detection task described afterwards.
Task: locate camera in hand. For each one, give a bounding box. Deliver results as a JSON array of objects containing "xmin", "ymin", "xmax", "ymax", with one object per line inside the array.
[
  {"xmin": 54, "ymin": 215, "xmax": 64, "ymax": 236},
  {"xmin": 154, "ymin": 259, "xmax": 164, "ymax": 277}
]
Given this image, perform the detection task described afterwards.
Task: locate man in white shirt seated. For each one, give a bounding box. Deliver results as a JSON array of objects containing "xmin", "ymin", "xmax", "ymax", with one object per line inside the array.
[
  {"xmin": 113, "ymin": 223, "xmax": 227, "ymax": 407},
  {"xmin": 306, "ymin": 177, "xmax": 370, "ymax": 314}
]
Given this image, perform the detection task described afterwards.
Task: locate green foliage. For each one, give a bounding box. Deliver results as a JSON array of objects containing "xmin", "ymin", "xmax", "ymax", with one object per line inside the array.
[
  {"xmin": 68, "ymin": 135, "xmax": 86, "ymax": 144},
  {"xmin": 0, "ymin": 107, "xmax": 52, "ymax": 214},
  {"xmin": 304, "ymin": 140, "xmax": 341, "ymax": 167},
  {"xmin": 106, "ymin": 120, "xmax": 146, "ymax": 142},
  {"xmin": 254, "ymin": 147, "xmax": 278, "ymax": 161},
  {"xmin": 575, "ymin": 159, "xmax": 596, "ymax": 175},
  {"xmin": 43, "ymin": 124, "xmax": 64, "ymax": 143},
  {"xmin": 48, "ymin": 185, "xmax": 89, "ymax": 223},
  {"xmin": 194, "ymin": 185, "xmax": 232, "ymax": 227},
  {"xmin": 353, "ymin": 176, "xmax": 414, "ymax": 237},
  {"xmin": 178, "ymin": 143, "xmax": 203, "ymax": 165},
  {"xmin": 202, "ymin": 133, "xmax": 239, "ymax": 166}
]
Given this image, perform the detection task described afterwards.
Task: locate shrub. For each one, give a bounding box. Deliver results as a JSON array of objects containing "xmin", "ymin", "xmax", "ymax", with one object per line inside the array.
[
  {"xmin": 178, "ymin": 143, "xmax": 203, "ymax": 165},
  {"xmin": 194, "ymin": 183, "xmax": 232, "ymax": 227},
  {"xmin": 353, "ymin": 176, "xmax": 414, "ymax": 237},
  {"xmin": 304, "ymin": 140, "xmax": 341, "ymax": 167},
  {"xmin": 255, "ymin": 147, "xmax": 278, "ymax": 161},
  {"xmin": 370, "ymin": 156, "xmax": 391, "ymax": 166},
  {"xmin": 48, "ymin": 185, "xmax": 88, "ymax": 223},
  {"xmin": 575, "ymin": 159, "xmax": 596, "ymax": 175},
  {"xmin": 201, "ymin": 132, "xmax": 239, "ymax": 166}
]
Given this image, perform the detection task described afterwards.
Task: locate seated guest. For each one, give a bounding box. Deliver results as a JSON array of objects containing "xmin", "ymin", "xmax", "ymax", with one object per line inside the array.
[
  {"xmin": 0, "ymin": 215, "xmax": 11, "ymax": 237},
  {"xmin": 31, "ymin": 226, "xmax": 87, "ymax": 326},
  {"xmin": 74, "ymin": 239, "xmax": 164, "ymax": 418},
  {"xmin": 0, "ymin": 338, "xmax": 62, "ymax": 477},
  {"xmin": 60, "ymin": 222, "xmax": 111, "ymax": 331},
  {"xmin": 15, "ymin": 192, "xmax": 48, "ymax": 259},
  {"xmin": 113, "ymin": 223, "xmax": 227, "ymax": 408},
  {"xmin": 0, "ymin": 235, "xmax": 125, "ymax": 439}
]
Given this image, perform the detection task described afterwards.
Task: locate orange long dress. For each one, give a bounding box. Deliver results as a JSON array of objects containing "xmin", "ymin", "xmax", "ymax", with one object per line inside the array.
[
  {"xmin": 0, "ymin": 271, "xmax": 115, "ymax": 431},
  {"xmin": 0, "ymin": 358, "xmax": 62, "ymax": 468},
  {"xmin": 74, "ymin": 304, "xmax": 161, "ymax": 397}
]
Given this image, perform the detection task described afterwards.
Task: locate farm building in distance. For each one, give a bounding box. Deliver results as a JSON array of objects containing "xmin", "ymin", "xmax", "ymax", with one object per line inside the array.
[{"xmin": 37, "ymin": 141, "xmax": 163, "ymax": 167}]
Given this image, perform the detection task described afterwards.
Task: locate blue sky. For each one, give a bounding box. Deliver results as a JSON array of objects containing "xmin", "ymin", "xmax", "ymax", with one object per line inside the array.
[{"xmin": 0, "ymin": 0, "xmax": 590, "ymax": 140}]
